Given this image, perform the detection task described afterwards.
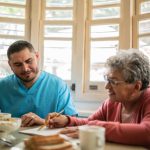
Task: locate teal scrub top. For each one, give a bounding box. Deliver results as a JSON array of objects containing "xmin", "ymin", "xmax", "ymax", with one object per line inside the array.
[{"xmin": 0, "ymin": 71, "xmax": 78, "ymax": 118}]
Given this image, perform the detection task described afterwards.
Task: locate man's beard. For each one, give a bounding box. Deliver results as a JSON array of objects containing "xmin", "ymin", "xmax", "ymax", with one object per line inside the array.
[{"xmin": 16, "ymin": 68, "xmax": 39, "ymax": 83}]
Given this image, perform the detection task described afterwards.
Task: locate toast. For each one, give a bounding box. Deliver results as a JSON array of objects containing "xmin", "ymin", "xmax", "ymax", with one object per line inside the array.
[{"xmin": 24, "ymin": 134, "xmax": 73, "ymax": 150}]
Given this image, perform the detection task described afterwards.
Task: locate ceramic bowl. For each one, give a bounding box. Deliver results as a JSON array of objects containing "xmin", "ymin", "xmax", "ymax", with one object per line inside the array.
[
  {"xmin": 0, "ymin": 113, "xmax": 11, "ymax": 120},
  {"xmin": 0, "ymin": 118, "xmax": 21, "ymax": 138}
]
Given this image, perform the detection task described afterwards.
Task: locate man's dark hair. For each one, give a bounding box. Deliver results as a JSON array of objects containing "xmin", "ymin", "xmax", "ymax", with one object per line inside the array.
[{"xmin": 7, "ymin": 40, "xmax": 35, "ymax": 59}]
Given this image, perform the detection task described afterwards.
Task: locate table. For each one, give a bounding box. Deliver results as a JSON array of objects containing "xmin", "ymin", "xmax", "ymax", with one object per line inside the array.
[{"xmin": 0, "ymin": 128, "xmax": 148, "ymax": 150}]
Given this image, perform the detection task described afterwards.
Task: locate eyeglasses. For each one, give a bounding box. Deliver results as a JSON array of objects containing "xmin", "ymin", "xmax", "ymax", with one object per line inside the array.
[{"xmin": 104, "ymin": 75, "xmax": 126, "ymax": 86}]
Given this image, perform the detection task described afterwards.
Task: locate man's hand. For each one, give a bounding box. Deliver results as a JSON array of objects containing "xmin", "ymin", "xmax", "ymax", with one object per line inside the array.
[
  {"xmin": 21, "ymin": 112, "xmax": 45, "ymax": 127},
  {"xmin": 46, "ymin": 113, "xmax": 69, "ymax": 128}
]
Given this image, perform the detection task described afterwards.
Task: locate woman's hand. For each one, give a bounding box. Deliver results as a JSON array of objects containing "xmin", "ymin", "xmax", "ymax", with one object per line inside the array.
[
  {"xmin": 45, "ymin": 113, "xmax": 69, "ymax": 128},
  {"xmin": 59, "ymin": 127, "xmax": 79, "ymax": 138}
]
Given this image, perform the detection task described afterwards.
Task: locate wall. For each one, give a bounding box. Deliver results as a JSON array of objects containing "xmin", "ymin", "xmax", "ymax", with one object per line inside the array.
[{"xmin": 74, "ymin": 100, "xmax": 104, "ymax": 117}]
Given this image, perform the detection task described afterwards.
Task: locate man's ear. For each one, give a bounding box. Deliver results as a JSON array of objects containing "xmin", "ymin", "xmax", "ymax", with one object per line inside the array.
[
  {"xmin": 8, "ymin": 60, "xmax": 11, "ymax": 67},
  {"xmin": 35, "ymin": 51, "xmax": 39, "ymax": 59},
  {"xmin": 8, "ymin": 60, "xmax": 13, "ymax": 71}
]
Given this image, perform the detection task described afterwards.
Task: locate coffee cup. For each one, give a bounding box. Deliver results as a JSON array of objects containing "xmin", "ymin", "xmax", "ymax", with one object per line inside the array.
[{"xmin": 79, "ymin": 125, "xmax": 105, "ymax": 150}]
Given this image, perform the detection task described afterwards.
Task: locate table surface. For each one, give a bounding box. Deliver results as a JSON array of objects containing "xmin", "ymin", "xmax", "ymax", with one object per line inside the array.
[{"xmin": 0, "ymin": 127, "xmax": 148, "ymax": 150}]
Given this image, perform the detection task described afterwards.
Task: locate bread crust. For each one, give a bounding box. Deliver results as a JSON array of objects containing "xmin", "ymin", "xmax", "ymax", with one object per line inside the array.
[{"xmin": 24, "ymin": 134, "xmax": 73, "ymax": 150}]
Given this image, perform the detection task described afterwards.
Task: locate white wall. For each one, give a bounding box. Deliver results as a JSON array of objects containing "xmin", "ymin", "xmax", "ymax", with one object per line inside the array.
[{"xmin": 74, "ymin": 100, "xmax": 104, "ymax": 117}]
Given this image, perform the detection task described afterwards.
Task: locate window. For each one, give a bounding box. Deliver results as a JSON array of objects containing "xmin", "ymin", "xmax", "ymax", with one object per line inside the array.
[
  {"xmin": 0, "ymin": 0, "xmax": 150, "ymax": 102},
  {"xmin": 42, "ymin": 0, "xmax": 74, "ymax": 81},
  {"xmin": 84, "ymin": 0, "xmax": 120, "ymax": 100},
  {"xmin": 133, "ymin": 0, "xmax": 150, "ymax": 58},
  {"xmin": 40, "ymin": 0, "xmax": 122, "ymax": 101},
  {"xmin": 0, "ymin": 0, "xmax": 30, "ymax": 77}
]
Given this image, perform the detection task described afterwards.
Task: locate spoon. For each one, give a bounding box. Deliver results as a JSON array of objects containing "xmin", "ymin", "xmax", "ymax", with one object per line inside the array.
[{"xmin": 0, "ymin": 137, "xmax": 13, "ymax": 147}]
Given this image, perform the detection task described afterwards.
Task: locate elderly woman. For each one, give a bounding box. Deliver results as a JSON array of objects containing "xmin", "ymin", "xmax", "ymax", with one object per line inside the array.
[{"xmin": 46, "ymin": 50, "xmax": 150, "ymax": 146}]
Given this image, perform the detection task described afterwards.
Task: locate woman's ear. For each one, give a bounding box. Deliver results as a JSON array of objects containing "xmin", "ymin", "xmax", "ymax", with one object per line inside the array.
[
  {"xmin": 130, "ymin": 81, "xmax": 142, "ymax": 99},
  {"xmin": 134, "ymin": 80, "xmax": 142, "ymax": 91}
]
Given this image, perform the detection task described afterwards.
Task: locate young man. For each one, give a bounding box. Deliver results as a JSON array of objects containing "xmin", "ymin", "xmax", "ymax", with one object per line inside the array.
[{"xmin": 0, "ymin": 40, "xmax": 77, "ymax": 127}]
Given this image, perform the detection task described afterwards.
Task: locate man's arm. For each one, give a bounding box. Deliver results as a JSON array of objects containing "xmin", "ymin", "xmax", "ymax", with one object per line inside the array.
[{"xmin": 57, "ymin": 80, "xmax": 78, "ymax": 116}]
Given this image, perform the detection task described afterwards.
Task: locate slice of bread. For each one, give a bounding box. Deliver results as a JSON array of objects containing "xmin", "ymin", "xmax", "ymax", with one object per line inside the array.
[
  {"xmin": 27, "ymin": 134, "xmax": 64, "ymax": 145},
  {"xmin": 35, "ymin": 141, "xmax": 72, "ymax": 150},
  {"xmin": 24, "ymin": 134, "xmax": 73, "ymax": 150}
]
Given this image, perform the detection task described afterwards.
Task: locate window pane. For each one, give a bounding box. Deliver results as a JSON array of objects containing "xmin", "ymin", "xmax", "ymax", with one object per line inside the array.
[
  {"xmin": 93, "ymin": 0, "xmax": 120, "ymax": 5},
  {"xmin": 139, "ymin": 37, "xmax": 150, "ymax": 59},
  {"xmin": 0, "ymin": 0, "xmax": 26, "ymax": 5},
  {"xmin": 45, "ymin": 10, "xmax": 72, "ymax": 20},
  {"xmin": 91, "ymin": 41, "xmax": 118, "ymax": 63},
  {"xmin": 44, "ymin": 40, "xmax": 72, "ymax": 80},
  {"xmin": 0, "ymin": 23, "xmax": 24, "ymax": 36},
  {"xmin": 0, "ymin": 60, "xmax": 11, "ymax": 78},
  {"xmin": 46, "ymin": 0, "xmax": 73, "ymax": 7},
  {"xmin": 93, "ymin": 7, "xmax": 120, "ymax": 19},
  {"xmin": 91, "ymin": 24, "xmax": 119, "ymax": 38},
  {"xmin": 141, "ymin": 1, "xmax": 150, "ymax": 14},
  {"xmin": 0, "ymin": 39, "xmax": 16, "ymax": 78},
  {"xmin": 90, "ymin": 41, "xmax": 118, "ymax": 81},
  {"xmin": 44, "ymin": 25, "xmax": 72, "ymax": 38},
  {"xmin": 0, "ymin": 6, "xmax": 25, "ymax": 18},
  {"xmin": 139, "ymin": 20, "xmax": 150, "ymax": 34},
  {"xmin": 0, "ymin": 39, "xmax": 17, "ymax": 60}
]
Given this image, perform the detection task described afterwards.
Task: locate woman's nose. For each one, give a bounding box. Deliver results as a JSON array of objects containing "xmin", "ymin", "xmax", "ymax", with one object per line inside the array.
[{"xmin": 105, "ymin": 81, "xmax": 112, "ymax": 89}]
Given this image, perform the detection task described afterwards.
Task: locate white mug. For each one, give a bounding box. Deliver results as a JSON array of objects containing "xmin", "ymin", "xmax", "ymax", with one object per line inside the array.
[{"xmin": 79, "ymin": 125, "xmax": 105, "ymax": 150}]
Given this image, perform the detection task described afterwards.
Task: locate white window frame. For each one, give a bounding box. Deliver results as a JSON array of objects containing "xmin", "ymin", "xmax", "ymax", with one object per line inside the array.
[
  {"xmin": 0, "ymin": 0, "xmax": 149, "ymax": 103},
  {"xmin": 133, "ymin": 0, "xmax": 150, "ymax": 48},
  {"xmin": 30, "ymin": 0, "xmax": 141, "ymax": 102},
  {"xmin": 0, "ymin": 0, "xmax": 31, "ymax": 77}
]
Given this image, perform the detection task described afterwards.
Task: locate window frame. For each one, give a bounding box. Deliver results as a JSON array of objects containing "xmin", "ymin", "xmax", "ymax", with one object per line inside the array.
[{"xmin": 0, "ymin": 0, "xmax": 150, "ymax": 102}]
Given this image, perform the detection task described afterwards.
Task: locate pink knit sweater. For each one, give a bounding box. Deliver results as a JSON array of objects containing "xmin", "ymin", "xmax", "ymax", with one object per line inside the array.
[{"xmin": 68, "ymin": 88, "xmax": 150, "ymax": 146}]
